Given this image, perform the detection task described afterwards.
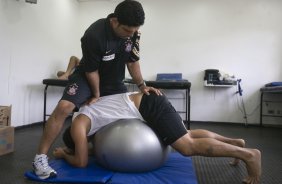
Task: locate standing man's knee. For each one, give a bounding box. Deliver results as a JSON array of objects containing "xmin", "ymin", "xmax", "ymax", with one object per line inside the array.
[
  {"xmin": 55, "ymin": 100, "xmax": 75, "ymax": 117},
  {"xmin": 70, "ymin": 56, "xmax": 77, "ymax": 61},
  {"xmin": 70, "ymin": 56, "xmax": 80, "ymax": 65}
]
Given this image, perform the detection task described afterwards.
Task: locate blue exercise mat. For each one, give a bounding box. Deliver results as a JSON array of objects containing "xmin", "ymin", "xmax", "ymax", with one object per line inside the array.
[
  {"xmin": 25, "ymin": 152, "xmax": 198, "ymax": 184},
  {"xmin": 108, "ymin": 153, "xmax": 198, "ymax": 184},
  {"xmin": 24, "ymin": 158, "xmax": 114, "ymax": 183}
]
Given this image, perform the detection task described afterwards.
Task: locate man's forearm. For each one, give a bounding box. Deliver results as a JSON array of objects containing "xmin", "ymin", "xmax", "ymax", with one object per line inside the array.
[
  {"xmin": 127, "ymin": 61, "xmax": 144, "ymax": 86},
  {"xmin": 85, "ymin": 71, "xmax": 100, "ymax": 98},
  {"xmin": 61, "ymin": 152, "xmax": 84, "ymax": 167}
]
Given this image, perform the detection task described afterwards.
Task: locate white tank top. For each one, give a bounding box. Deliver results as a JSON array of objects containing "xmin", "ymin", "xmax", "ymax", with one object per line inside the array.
[{"xmin": 74, "ymin": 92, "xmax": 144, "ymax": 136}]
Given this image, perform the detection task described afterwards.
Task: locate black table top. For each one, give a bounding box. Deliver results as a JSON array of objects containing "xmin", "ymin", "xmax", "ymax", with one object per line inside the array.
[
  {"xmin": 43, "ymin": 78, "xmax": 191, "ymax": 89},
  {"xmin": 43, "ymin": 78, "xmax": 68, "ymax": 87}
]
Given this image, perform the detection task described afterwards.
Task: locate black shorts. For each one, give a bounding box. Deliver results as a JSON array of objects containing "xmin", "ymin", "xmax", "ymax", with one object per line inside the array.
[
  {"xmin": 61, "ymin": 71, "xmax": 92, "ymax": 109},
  {"xmin": 139, "ymin": 93, "xmax": 187, "ymax": 146},
  {"xmin": 61, "ymin": 70, "xmax": 128, "ymax": 109}
]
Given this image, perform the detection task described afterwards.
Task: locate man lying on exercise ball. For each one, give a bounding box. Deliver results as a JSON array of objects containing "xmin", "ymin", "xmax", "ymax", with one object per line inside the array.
[{"xmin": 53, "ymin": 92, "xmax": 261, "ymax": 184}]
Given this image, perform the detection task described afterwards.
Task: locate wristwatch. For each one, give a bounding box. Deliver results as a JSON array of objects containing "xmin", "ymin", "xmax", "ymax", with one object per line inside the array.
[{"xmin": 137, "ymin": 80, "xmax": 146, "ymax": 88}]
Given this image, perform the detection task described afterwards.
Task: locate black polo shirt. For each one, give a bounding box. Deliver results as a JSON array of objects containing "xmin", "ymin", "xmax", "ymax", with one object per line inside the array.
[{"xmin": 79, "ymin": 15, "xmax": 136, "ymax": 94}]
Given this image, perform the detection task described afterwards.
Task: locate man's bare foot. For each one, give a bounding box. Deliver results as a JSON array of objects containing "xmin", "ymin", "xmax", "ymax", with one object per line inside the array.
[
  {"xmin": 57, "ymin": 71, "xmax": 64, "ymax": 77},
  {"xmin": 230, "ymin": 139, "xmax": 245, "ymax": 166},
  {"xmin": 57, "ymin": 71, "xmax": 69, "ymax": 80},
  {"xmin": 242, "ymin": 149, "xmax": 261, "ymax": 184}
]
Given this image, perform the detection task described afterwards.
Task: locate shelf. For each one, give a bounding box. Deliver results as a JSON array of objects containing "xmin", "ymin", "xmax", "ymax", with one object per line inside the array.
[
  {"xmin": 204, "ymin": 80, "xmax": 236, "ymax": 88},
  {"xmin": 263, "ymin": 101, "xmax": 282, "ymax": 103},
  {"xmin": 261, "ymin": 114, "xmax": 282, "ymax": 118}
]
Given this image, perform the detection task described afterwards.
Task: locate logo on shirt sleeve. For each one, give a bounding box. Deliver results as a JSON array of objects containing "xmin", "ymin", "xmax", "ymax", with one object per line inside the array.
[{"xmin": 125, "ymin": 38, "xmax": 133, "ymax": 52}]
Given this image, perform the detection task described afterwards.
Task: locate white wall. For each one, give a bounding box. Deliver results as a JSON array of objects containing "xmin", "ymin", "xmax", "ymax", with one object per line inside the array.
[
  {"xmin": 0, "ymin": 0, "xmax": 81, "ymax": 126},
  {"xmin": 1, "ymin": 0, "xmax": 282, "ymax": 126}
]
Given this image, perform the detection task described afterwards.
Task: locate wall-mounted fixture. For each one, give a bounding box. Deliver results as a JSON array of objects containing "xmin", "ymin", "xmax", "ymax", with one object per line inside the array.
[{"xmin": 25, "ymin": 0, "xmax": 37, "ymax": 4}]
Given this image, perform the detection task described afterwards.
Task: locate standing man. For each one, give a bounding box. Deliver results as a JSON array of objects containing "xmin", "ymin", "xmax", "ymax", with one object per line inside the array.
[{"xmin": 33, "ymin": 0, "xmax": 160, "ymax": 179}]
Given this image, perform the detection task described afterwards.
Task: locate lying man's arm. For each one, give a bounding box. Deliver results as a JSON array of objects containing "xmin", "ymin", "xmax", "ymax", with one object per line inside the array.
[{"xmin": 53, "ymin": 115, "xmax": 91, "ymax": 167}]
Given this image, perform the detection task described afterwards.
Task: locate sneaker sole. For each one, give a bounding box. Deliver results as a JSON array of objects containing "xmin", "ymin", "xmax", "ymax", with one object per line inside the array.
[{"xmin": 35, "ymin": 171, "xmax": 57, "ymax": 180}]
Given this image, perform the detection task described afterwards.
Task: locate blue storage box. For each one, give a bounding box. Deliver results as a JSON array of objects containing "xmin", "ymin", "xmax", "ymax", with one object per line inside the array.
[{"xmin": 156, "ymin": 73, "xmax": 183, "ymax": 81}]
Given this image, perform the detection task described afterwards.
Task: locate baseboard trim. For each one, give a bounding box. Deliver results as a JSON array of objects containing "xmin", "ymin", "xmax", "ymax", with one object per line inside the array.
[
  {"xmin": 15, "ymin": 122, "xmax": 43, "ymax": 130},
  {"xmin": 190, "ymin": 121, "xmax": 262, "ymax": 127}
]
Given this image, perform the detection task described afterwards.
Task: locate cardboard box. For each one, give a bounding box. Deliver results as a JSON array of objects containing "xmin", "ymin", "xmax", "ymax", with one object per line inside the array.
[
  {"xmin": 0, "ymin": 105, "xmax": 11, "ymax": 126},
  {"xmin": 0, "ymin": 126, "xmax": 14, "ymax": 156}
]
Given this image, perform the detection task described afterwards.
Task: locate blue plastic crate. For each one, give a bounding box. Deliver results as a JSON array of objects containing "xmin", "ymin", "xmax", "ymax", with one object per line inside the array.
[{"xmin": 156, "ymin": 73, "xmax": 183, "ymax": 81}]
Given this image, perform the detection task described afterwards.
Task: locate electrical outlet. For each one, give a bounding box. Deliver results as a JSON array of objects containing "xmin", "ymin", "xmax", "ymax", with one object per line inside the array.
[{"xmin": 268, "ymin": 110, "xmax": 275, "ymax": 114}]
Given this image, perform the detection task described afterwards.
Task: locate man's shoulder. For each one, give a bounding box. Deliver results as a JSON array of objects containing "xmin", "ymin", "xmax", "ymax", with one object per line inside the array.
[
  {"xmin": 85, "ymin": 18, "xmax": 107, "ymax": 36},
  {"xmin": 81, "ymin": 18, "xmax": 108, "ymax": 47},
  {"xmin": 90, "ymin": 18, "xmax": 107, "ymax": 29}
]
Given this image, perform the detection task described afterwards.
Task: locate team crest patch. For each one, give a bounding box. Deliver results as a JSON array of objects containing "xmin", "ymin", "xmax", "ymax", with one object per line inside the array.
[
  {"xmin": 125, "ymin": 38, "xmax": 132, "ymax": 52},
  {"xmin": 67, "ymin": 83, "xmax": 78, "ymax": 95}
]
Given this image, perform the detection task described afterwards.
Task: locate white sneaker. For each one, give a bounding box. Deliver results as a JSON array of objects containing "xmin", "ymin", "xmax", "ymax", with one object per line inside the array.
[{"xmin": 33, "ymin": 154, "xmax": 57, "ymax": 179}]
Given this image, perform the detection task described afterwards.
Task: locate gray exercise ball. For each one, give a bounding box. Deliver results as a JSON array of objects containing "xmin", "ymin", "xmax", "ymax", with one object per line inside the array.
[{"xmin": 92, "ymin": 119, "xmax": 171, "ymax": 172}]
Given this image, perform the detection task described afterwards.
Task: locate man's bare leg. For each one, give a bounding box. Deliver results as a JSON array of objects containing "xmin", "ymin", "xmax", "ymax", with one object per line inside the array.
[
  {"xmin": 33, "ymin": 100, "xmax": 75, "ymax": 179},
  {"xmin": 189, "ymin": 129, "xmax": 245, "ymax": 147},
  {"xmin": 189, "ymin": 129, "xmax": 245, "ymax": 165},
  {"xmin": 37, "ymin": 100, "xmax": 75, "ymax": 154},
  {"xmin": 57, "ymin": 56, "xmax": 80, "ymax": 80},
  {"xmin": 172, "ymin": 134, "xmax": 261, "ymax": 184}
]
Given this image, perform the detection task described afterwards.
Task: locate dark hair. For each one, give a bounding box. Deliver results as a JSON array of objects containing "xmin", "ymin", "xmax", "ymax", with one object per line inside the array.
[
  {"xmin": 63, "ymin": 126, "xmax": 75, "ymax": 151},
  {"xmin": 114, "ymin": 0, "xmax": 145, "ymax": 27}
]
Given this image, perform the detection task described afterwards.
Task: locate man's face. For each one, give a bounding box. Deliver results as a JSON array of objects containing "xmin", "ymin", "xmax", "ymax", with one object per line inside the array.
[{"xmin": 111, "ymin": 18, "xmax": 140, "ymax": 38}]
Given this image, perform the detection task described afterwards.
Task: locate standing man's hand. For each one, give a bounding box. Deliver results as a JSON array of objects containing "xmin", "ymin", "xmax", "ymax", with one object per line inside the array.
[
  {"xmin": 138, "ymin": 81, "xmax": 162, "ymax": 96},
  {"xmin": 85, "ymin": 71, "xmax": 100, "ymax": 105},
  {"xmin": 85, "ymin": 97, "xmax": 100, "ymax": 105}
]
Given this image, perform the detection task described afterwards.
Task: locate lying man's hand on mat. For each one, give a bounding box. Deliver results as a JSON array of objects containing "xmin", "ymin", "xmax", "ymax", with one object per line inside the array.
[{"xmin": 53, "ymin": 147, "xmax": 67, "ymax": 159}]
